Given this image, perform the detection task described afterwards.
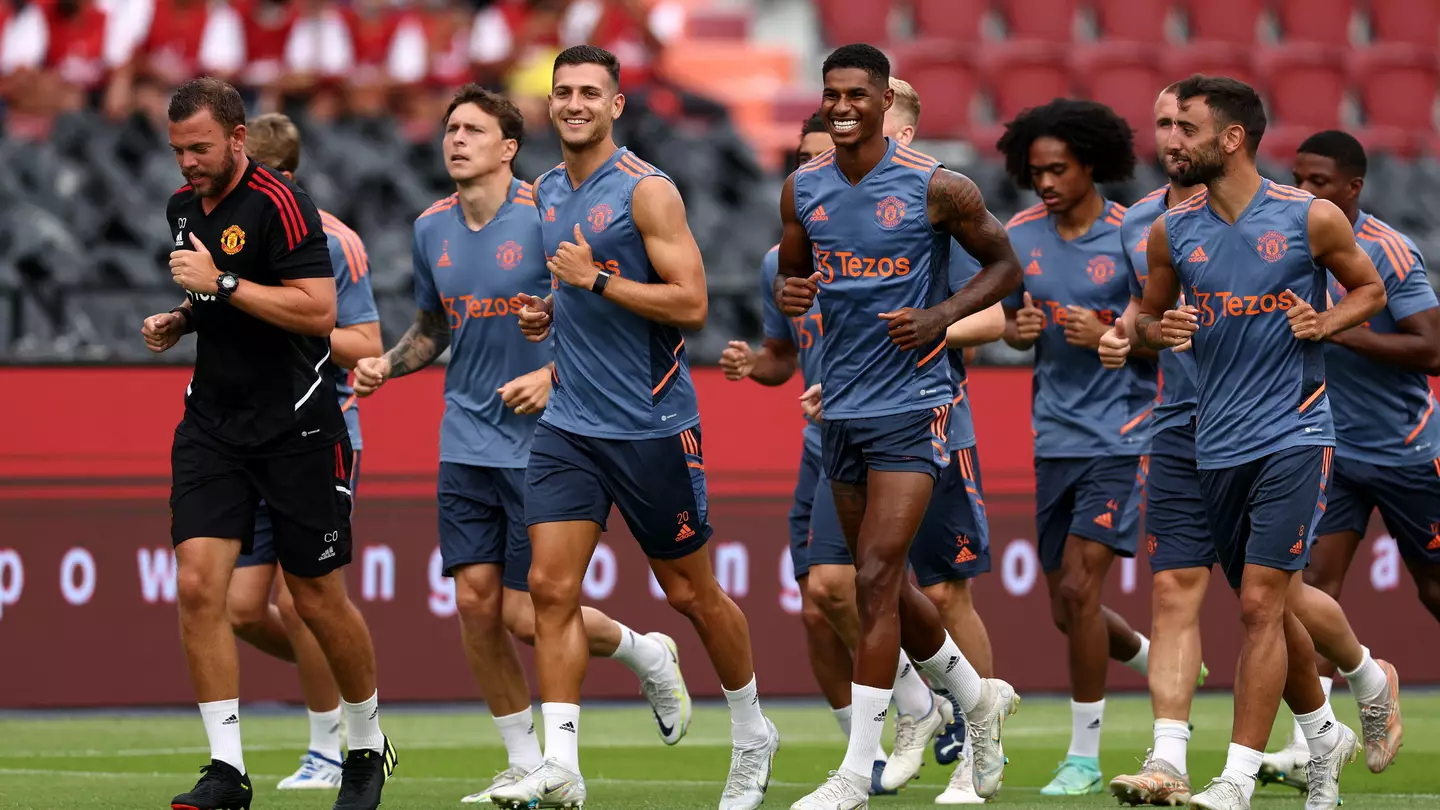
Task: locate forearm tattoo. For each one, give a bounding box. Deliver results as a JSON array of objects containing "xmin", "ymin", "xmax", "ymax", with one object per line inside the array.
[{"xmin": 385, "ymin": 309, "xmax": 451, "ymax": 378}]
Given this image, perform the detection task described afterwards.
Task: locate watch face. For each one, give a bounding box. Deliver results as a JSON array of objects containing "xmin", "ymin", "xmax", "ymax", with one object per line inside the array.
[{"xmin": 220, "ymin": 275, "xmax": 237, "ymax": 290}]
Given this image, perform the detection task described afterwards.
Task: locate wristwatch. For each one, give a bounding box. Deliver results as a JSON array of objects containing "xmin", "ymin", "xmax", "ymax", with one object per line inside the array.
[
  {"xmin": 216, "ymin": 272, "xmax": 239, "ymax": 303},
  {"xmin": 591, "ymin": 269, "xmax": 612, "ymax": 296}
]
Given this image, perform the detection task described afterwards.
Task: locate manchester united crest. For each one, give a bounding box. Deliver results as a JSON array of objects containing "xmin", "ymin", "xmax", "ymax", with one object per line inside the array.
[
  {"xmin": 1257, "ymin": 230, "xmax": 1288, "ymax": 263},
  {"xmin": 220, "ymin": 225, "xmax": 246, "ymax": 255},
  {"xmin": 1086, "ymin": 254, "xmax": 1117, "ymax": 285},
  {"xmin": 588, "ymin": 204, "xmax": 614, "ymax": 233},
  {"xmin": 496, "ymin": 240, "xmax": 523, "ymax": 271},
  {"xmin": 875, "ymin": 196, "xmax": 906, "ymax": 230}
]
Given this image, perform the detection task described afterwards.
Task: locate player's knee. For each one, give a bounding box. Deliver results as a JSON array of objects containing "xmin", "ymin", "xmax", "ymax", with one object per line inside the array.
[
  {"xmin": 1153, "ymin": 569, "xmax": 1205, "ymax": 620},
  {"xmin": 1048, "ymin": 590, "xmax": 1069, "ymax": 633},
  {"xmin": 454, "ymin": 573, "xmax": 504, "ymax": 625},
  {"xmin": 799, "ymin": 592, "xmax": 830, "ymax": 637},
  {"xmin": 807, "ymin": 567, "xmax": 854, "ymax": 619},
  {"xmin": 178, "ymin": 564, "xmax": 228, "ymax": 616},
  {"xmin": 527, "ymin": 565, "xmax": 582, "ymax": 614},
  {"xmin": 1237, "ymin": 585, "xmax": 1285, "ymax": 631},
  {"xmin": 226, "ymin": 593, "xmax": 268, "ymax": 633},
  {"xmin": 1055, "ymin": 572, "xmax": 1100, "ymax": 618},
  {"xmin": 853, "ymin": 561, "xmax": 903, "ymax": 611}
]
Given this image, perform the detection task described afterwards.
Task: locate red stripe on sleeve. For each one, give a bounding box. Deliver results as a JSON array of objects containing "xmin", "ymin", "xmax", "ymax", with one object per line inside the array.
[{"xmin": 248, "ymin": 181, "xmax": 298, "ymax": 249}]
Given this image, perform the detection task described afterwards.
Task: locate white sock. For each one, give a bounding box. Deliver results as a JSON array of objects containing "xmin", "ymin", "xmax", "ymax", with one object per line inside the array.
[
  {"xmin": 1340, "ymin": 646, "xmax": 1389, "ymax": 705},
  {"xmin": 1067, "ymin": 699, "xmax": 1105, "ymax": 758},
  {"xmin": 199, "ymin": 699, "xmax": 245, "ymax": 774},
  {"xmin": 841, "ymin": 683, "xmax": 891, "ymax": 780},
  {"xmin": 1291, "ymin": 677, "xmax": 1333, "ymax": 746},
  {"xmin": 892, "ymin": 656, "xmax": 934, "ymax": 718},
  {"xmin": 541, "ymin": 702, "xmax": 581, "ymax": 771},
  {"xmin": 1296, "ymin": 702, "xmax": 1341, "ymax": 755},
  {"xmin": 494, "ymin": 708, "xmax": 542, "ymax": 772},
  {"xmin": 833, "ymin": 705, "xmax": 853, "ymax": 738},
  {"xmin": 1153, "ymin": 718, "xmax": 1190, "ymax": 774},
  {"xmin": 722, "ymin": 675, "xmax": 769, "ymax": 747},
  {"xmin": 874, "ymin": 737, "xmax": 888, "ymax": 763},
  {"xmin": 341, "ymin": 690, "xmax": 384, "ymax": 754},
  {"xmin": 609, "ymin": 624, "xmax": 669, "ymax": 677},
  {"xmin": 1123, "ymin": 634, "xmax": 1151, "ymax": 676},
  {"xmin": 307, "ymin": 707, "xmax": 342, "ymax": 762},
  {"xmin": 914, "ymin": 633, "xmax": 983, "ymax": 714},
  {"xmin": 1220, "ymin": 742, "xmax": 1264, "ymax": 801}
]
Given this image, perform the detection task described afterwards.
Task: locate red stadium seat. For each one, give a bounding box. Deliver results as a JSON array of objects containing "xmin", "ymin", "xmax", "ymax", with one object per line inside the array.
[
  {"xmin": 1272, "ymin": 0, "xmax": 1354, "ymax": 45},
  {"xmin": 815, "ymin": 0, "xmax": 893, "ymax": 47},
  {"xmin": 1070, "ymin": 43, "xmax": 1165, "ymax": 158},
  {"xmin": 1161, "ymin": 42, "xmax": 1259, "ymax": 92},
  {"xmin": 890, "ymin": 42, "xmax": 980, "ymax": 138},
  {"xmin": 1091, "ymin": 0, "xmax": 1174, "ymax": 43},
  {"xmin": 1258, "ymin": 125, "xmax": 1314, "ymax": 163},
  {"xmin": 1253, "ymin": 44, "xmax": 1346, "ymax": 129},
  {"xmin": 997, "ymin": 0, "xmax": 1079, "ymax": 42},
  {"xmin": 1348, "ymin": 45, "xmax": 1439, "ymax": 132},
  {"xmin": 1182, "ymin": 0, "xmax": 1264, "ymax": 43},
  {"xmin": 1369, "ymin": 0, "xmax": 1439, "ymax": 48},
  {"xmin": 912, "ymin": 0, "xmax": 987, "ymax": 43},
  {"xmin": 977, "ymin": 41, "xmax": 1072, "ymax": 124}
]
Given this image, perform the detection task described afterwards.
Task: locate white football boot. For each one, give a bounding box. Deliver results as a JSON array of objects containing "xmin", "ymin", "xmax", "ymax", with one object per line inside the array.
[{"xmin": 488, "ymin": 758, "xmax": 586, "ymax": 809}]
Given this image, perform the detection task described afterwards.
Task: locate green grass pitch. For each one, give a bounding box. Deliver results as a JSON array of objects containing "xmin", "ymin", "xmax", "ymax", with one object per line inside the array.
[{"xmin": 2, "ymin": 692, "xmax": 1436, "ymax": 809}]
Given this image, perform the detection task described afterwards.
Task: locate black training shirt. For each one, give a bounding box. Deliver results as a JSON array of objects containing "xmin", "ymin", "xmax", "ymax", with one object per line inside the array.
[{"xmin": 167, "ymin": 160, "xmax": 347, "ymax": 455}]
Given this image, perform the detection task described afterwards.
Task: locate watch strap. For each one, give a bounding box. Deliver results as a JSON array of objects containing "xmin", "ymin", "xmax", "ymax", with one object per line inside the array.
[
  {"xmin": 591, "ymin": 270, "xmax": 611, "ymax": 295},
  {"xmin": 216, "ymin": 273, "xmax": 236, "ymax": 303}
]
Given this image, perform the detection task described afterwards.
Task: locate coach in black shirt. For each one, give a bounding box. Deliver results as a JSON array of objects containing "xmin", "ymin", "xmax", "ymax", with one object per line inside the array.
[{"xmin": 141, "ymin": 77, "xmax": 395, "ymax": 810}]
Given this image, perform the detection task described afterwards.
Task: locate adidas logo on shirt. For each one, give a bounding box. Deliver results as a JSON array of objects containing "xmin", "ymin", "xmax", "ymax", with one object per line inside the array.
[
  {"xmin": 807, "ymin": 205, "xmax": 829, "ymax": 224},
  {"xmin": 1187, "ymin": 246, "xmax": 1209, "ymax": 263}
]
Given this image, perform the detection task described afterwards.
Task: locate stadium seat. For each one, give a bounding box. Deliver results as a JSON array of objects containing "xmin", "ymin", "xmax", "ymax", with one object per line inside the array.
[
  {"xmin": 1253, "ymin": 44, "xmax": 1347, "ymax": 130},
  {"xmin": 1271, "ymin": 0, "xmax": 1354, "ymax": 45},
  {"xmin": 815, "ymin": 0, "xmax": 893, "ymax": 47},
  {"xmin": 1348, "ymin": 45, "xmax": 1439, "ymax": 133},
  {"xmin": 976, "ymin": 41, "xmax": 1072, "ymax": 124},
  {"xmin": 997, "ymin": 0, "xmax": 1080, "ymax": 42},
  {"xmin": 1258, "ymin": 125, "xmax": 1314, "ymax": 163},
  {"xmin": 1369, "ymin": 0, "xmax": 1439, "ymax": 48},
  {"xmin": 1181, "ymin": 0, "xmax": 1265, "ymax": 43},
  {"xmin": 685, "ymin": 7, "xmax": 750, "ymax": 40},
  {"xmin": 891, "ymin": 41, "xmax": 980, "ymax": 139},
  {"xmin": 1161, "ymin": 42, "xmax": 1259, "ymax": 92},
  {"xmin": 912, "ymin": 0, "xmax": 987, "ymax": 43},
  {"xmin": 1070, "ymin": 42, "xmax": 1165, "ymax": 157},
  {"xmin": 1090, "ymin": 0, "xmax": 1174, "ymax": 43}
]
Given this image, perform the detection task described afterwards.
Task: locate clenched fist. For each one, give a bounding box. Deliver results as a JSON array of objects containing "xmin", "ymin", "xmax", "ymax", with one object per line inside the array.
[
  {"xmin": 719, "ymin": 340, "xmax": 757, "ymax": 380},
  {"xmin": 141, "ymin": 310, "xmax": 187, "ymax": 353},
  {"xmin": 518, "ymin": 294, "xmax": 553, "ymax": 342},
  {"xmin": 1014, "ymin": 291, "xmax": 1045, "ymax": 342},
  {"xmin": 353, "ymin": 356, "xmax": 391, "ymax": 397}
]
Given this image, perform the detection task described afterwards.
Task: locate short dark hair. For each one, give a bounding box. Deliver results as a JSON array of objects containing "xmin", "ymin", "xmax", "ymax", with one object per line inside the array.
[
  {"xmin": 444, "ymin": 84, "xmax": 526, "ymax": 156},
  {"xmin": 168, "ymin": 76, "xmax": 246, "ymax": 132},
  {"xmin": 821, "ymin": 43, "xmax": 890, "ymax": 88},
  {"xmin": 799, "ymin": 112, "xmax": 828, "ymax": 140},
  {"xmin": 1174, "ymin": 74, "xmax": 1267, "ymax": 156},
  {"xmin": 1297, "ymin": 130, "xmax": 1367, "ymax": 178},
  {"xmin": 995, "ymin": 98, "xmax": 1137, "ymax": 187},
  {"xmin": 553, "ymin": 45, "xmax": 621, "ymax": 91}
]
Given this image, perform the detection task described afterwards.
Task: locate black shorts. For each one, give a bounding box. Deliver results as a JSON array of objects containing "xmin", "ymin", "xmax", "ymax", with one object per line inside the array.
[{"xmin": 170, "ymin": 429, "xmax": 355, "ymax": 578}]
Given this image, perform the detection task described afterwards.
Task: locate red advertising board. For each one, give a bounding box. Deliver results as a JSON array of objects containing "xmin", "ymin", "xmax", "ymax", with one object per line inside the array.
[{"xmin": 0, "ymin": 367, "xmax": 1431, "ymax": 708}]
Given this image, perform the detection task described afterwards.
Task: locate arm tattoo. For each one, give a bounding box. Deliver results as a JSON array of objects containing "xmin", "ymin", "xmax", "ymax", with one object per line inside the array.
[
  {"xmin": 384, "ymin": 309, "xmax": 451, "ymax": 378},
  {"xmin": 1134, "ymin": 313, "xmax": 1163, "ymax": 349},
  {"xmin": 929, "ymin": 169, "xmax": 1023, "ymax": 319}
]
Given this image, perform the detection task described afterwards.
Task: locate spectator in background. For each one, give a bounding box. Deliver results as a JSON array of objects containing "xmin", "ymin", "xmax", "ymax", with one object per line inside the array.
[
  {"xmin": 107, "ymin": 0, "xmax": 247, "ymax": 119},
  {"xmin": 342, "ymin": 0, "xmax": 398, "ymax": 118},
  {"xmin": 43, "ymin": 0, "xmax": 128, "ymax": 115},
  {"xmin": 283, "ymin": 0, "xmax": 354, "ymax": 122},
  {"xmin": 1, "ymin": 0, "xmax": 51, "ymax": 138},
  {"xmin": 239, "ymin": 0, "xmax": 298, "ymax": 111},
  {"xmin": 560, "ymin": 0, "xmax": 681, "ymax": 91}
]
